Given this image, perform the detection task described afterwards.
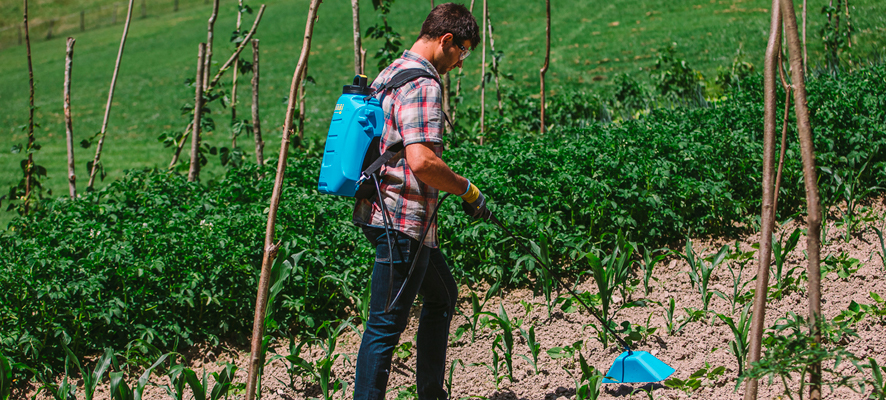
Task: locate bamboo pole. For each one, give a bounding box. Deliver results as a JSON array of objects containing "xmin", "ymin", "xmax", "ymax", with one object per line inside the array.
[
  {"xmin": 23, "ymin": 0, "xmax": 35, "ymax": 215},
  {"xmin": 87, "ymin": 0, "xmax": 135, "ymax": 190},
  {"xmin": 231, "ymin": 0, "xmax": 244, "ymax": 149},
  {"xmin": 781, "ymin": 0, "xmax": 823, "ymax": 398},
  {"xmin": 203, "ymin": 0, "xmax": 219, "ymax": 91},
  {"xmin": 245, "ymin": 1, "xmax": 322, "ymax": 398},
  {"xmin": 743, "ymin": 1, "xmax": 781, "ymax": 398},
  {"xmin": 252, "ymin": 39, "xmax": 263, "ymax": 168},
  {"xmin": 351, "ymin": 0, "xmax": 363, "ymax": 75},
  {"xmin": 65, "ymin": 37, "xmax": 77, "ymax": 199},
  {"xmin": 189, "ymin": 44, "xmax": 206, "ymax": 183},
  {"xmin": 297, "ymin": 65, "xmax": 307, "ymax": 144},
  {"xmin": 539, "ymin": 0, "xmax": 550, "ymax": 135},
  {"xmin": 479, "ymin": 0, "xmax": 487, "ymax": 145},
  {"xmin": 487, "ymin": 12, "xmax": 503, "ymax": 116}
]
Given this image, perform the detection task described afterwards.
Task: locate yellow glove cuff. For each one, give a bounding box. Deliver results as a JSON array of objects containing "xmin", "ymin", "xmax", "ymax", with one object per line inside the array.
[{"xmin": 460, "ymin": 182, "xmax": 480, "ymax": 203}]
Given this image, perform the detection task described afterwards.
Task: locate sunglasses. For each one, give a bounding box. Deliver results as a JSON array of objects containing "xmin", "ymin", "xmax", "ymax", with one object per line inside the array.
[{"xmin": 455, "ymin": 42, "xmax": 471, "ymax": 61}]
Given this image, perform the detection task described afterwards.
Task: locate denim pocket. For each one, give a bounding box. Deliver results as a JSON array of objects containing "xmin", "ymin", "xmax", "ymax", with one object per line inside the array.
[{"xmin": 375, "ymin": 234, "xmax": 412, "ymax": 265}]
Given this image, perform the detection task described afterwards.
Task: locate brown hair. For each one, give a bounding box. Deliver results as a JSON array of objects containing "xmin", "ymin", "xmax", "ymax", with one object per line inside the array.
[{"xmin": 418, "ymin": 3, "xmax": 480, "ymax": 50}]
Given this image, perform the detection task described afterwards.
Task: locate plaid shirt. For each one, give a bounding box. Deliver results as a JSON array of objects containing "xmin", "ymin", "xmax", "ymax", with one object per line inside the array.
[{"xmin": 352, "ymin": 51, "xmax": 445, "ymax": 248}]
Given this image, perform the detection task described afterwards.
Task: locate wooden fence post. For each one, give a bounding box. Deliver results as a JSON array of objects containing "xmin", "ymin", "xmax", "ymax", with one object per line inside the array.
[
  {"xmin": 479, "ymin": 0, "xmax": 486, "ymax": 144},
  {"xmin": 245, "ymin": 1, "xmax": 322, "ymax": 398},
  {"xmin": 65, "ymin": 37, "xmax": 77, "ymax": 199},
  {"xmin": 23, "ymin": 0, "xmax": 35, "ymax": 215},
  {"xmin": 539, "ymin": 0, "xmax": 550, "ymax": 135},
  {"xmin": 189, "ymin": 44, "xmax": 205, "ymax": 182},
  {"xmin": 203, "ymin": 0, "xmax": 219, "ymax": 91}
]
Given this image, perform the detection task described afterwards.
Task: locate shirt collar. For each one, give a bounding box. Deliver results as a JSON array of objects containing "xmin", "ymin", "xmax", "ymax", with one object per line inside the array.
[{"xmin": 401, "ymin": 50, "xmax": 441, "ymax": 81}]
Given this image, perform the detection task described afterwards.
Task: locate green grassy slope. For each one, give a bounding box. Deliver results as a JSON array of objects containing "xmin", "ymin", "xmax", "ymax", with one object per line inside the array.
[{"xmin": 1, "ymin": 0, "xmax": 884, "ymax": 228}]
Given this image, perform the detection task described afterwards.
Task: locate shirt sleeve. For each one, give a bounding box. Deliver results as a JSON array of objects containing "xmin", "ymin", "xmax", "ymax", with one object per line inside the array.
[{"xmin": 395, "ymin": 82, "xmax": 444, "ymax": 146}]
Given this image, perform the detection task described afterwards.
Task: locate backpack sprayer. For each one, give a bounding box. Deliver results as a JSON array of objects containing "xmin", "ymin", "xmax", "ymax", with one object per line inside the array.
[{"xmin": 319, "ymin": 74, "xmax": 675, "ymax": 384}]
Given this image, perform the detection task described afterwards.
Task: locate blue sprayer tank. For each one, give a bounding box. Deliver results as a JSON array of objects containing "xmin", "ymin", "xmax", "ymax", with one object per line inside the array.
[{"xmin": 318, "ymin": 75, "xmax": 384, "ymax": 197}]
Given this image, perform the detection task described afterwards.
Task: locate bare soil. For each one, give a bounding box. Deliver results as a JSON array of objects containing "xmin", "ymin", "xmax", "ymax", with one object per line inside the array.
[{"xmin": 20, "ymin": 198, "xmax": 886, "ymax": 400}]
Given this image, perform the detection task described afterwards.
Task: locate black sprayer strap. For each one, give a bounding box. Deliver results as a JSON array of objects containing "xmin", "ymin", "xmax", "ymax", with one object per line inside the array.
[
  {"xmin": 488, "ymin": 213, "xmax": 634, "ymax": 352},
  {"xmin": 359, "ymin": 142, "xmax": 404, "ymax": 184},
  {"xmin": 364, "ymin": 68, "xmax": 456, "ymax": 131}
]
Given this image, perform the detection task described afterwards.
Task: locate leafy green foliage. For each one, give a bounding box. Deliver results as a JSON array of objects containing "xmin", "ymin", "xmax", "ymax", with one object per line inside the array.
[{"xmin": 665, "ymin": 363, "xmax": 726, "ymax": 394}]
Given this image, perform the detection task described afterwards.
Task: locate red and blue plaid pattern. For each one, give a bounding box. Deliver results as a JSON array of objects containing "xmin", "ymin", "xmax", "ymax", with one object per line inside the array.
[{"xmin": 352, "ymin": 51, "xmax": 446, "ymax": 248}]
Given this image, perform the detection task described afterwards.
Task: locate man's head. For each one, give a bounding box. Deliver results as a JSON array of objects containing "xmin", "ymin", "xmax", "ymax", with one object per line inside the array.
[{"xmin": 414, "ymin": 3, "xmax": 480, "ymax": 74}]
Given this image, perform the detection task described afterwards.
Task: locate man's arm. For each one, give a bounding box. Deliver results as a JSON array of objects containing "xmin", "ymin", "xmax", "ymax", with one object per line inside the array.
[{"xmin": 405, "ymin": 142, "xmax": 470, "ymax": 195}]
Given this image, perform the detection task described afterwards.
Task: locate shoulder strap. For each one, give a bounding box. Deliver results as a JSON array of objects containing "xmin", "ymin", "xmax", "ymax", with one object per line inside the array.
[{"xmin": 364, "ymin": 68, "xmax": 455, "ymax": 131}]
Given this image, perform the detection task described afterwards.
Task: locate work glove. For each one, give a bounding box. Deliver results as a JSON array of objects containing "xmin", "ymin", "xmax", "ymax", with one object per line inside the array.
[{"xmin": 459, "ymin": 181, "xmax": 492, "ymax": 220}]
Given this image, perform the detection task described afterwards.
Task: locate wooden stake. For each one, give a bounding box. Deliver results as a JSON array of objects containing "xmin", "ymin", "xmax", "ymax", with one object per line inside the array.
[
  {"xmin": 479, "ymin": 0, "xmax": 487, "ymax": 144},
  {"xmin": 23, "ymin": 0, "xmax": 35, "ymax": 215},
  {"xmin": 206, "ymin": 5, "xmax": 266, "ymax": 89},
  {"xmin": 87, "ymin": 0, "xmax": 136, "ymax": 190},
  {"xmin": 487, "ymin": 12, "xmax": 503, "ymax": 116},
  {"xmin": 189, "ymin": 44, "xmax": 205, "ymax": 183},
  {"xmin": 169, "ymin": 124, "xmax": 191, "ymax": 169},
  {"xmin": 297, "ymin": 65, "xmax": 307, "ymax": 144},
  {"xmin": 539, "ymin": 0, "xmax": 550, "ymax": 135},
  {"xmin": 781, "ymin": 0, "xmax": 823, "ymax": 397},
  {"xmin": 743, "ymin": 2, "xmax": 781, "ymax": 398},
  {"xmin": 351, "ymin": 0, "xmax": 363, "ymax": 75},
  {"xmin": 246, "ymin": 1, "xmax": 322, "ymax": 397},
  {"xmin": 252, "ymin": 39, "xmax": 263, "ymax": 168},
  {"xmin": 65, "ymin": 37, "xmax": 77, "ymax": 199},
  {"xmin": 203, "ymin": 0, "xmax": 219, "ymax": 91}
]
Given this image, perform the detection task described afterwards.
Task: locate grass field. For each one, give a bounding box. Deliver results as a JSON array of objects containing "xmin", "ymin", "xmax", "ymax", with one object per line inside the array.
[{"xmin": 1, "ymin": 0, "xmax": 885, "ymax": 228}]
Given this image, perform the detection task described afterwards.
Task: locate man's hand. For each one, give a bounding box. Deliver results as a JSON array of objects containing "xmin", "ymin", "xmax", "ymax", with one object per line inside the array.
[{"xmin": 460, "ymin": 182, "xmax": 491, "ymax": 220}]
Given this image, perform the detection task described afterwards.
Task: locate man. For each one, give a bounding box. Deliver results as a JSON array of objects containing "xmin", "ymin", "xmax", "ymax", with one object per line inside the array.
[{"xmin": 351, "ymin": 3, "xmax": 490, "ymax": 399}]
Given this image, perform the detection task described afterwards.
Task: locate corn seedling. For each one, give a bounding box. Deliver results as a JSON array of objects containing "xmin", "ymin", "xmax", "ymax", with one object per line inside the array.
[
  {"xmin": 518, "ymin": 325, "xmax": 542, "ymax": 375},
  {"xmin": 873, "ymin": 218, "xmax": 886, "ymax": 271},
  {"xmin": 454, "ymin": 284, "xmax": 497, "ymax": 343},
  {"xmin": 444, "ymin": 358, "xmax": 464, "ymax": 396},
  {"xmin": 864, "ymin": 358, "xmax": 886, "ymax": 400},
  {"xmin": 301, "ymin": 318, "xmax": 352, "ymax": 400},
  {"xmin": 641, "ymin": 245, "xmax": 669, "ymax": 295},
  {"xmin": 269, "ymin": 339, "xmax": 311, "ymax": 388},
  {"xmin": 515, "ymin": 230, "xmax": 557, "ymax": 317},
  {"xmin": 681, "ymin": 239, "xmax": 728, "ymax": 311},
  {"xmin": 663, "ymin": 299, "xmax": 704, "ymax": 335},
  {"xmin": 62, "ymin": 343, "xmax": 113, "ymax": 400},
  {"xmin": 109, "ymin": 350, "xmax": 170, "ymax": 400},
  {"xmin": 469, "ymin": 341, "xmax": 504, "ymax": 390},
  {"xmin": 770, "ymin": 228, "xmax": 802, "ymax": 299},
  {"xmin": 547, "ymin": 339, "xmax": 583, "ymax": 369},
  {"xmin": 714, "ymin": 245, "xmax": 755, "ymax": 314},
  {"xmin": 585, "ymin": 233, "xmax": 640, "ymax": 347},
  {"xmin": 565, "ymin": 353, "xmax": 604, "ymax": 400},
  {"xmin": 716, "ymin": 303, "xmax": 751, "ymax": 377},
  {"xmin": 480, "ymin": 303, "xmax": 520, "ymax": 383}
]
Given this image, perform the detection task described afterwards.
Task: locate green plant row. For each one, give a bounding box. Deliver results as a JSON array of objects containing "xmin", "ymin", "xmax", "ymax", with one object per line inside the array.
[{"xmin": 1, "ymin": 65, "xmax": 885, "ymax": 375}]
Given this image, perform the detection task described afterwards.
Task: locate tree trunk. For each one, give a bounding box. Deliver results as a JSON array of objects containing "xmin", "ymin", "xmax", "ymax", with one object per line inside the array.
[
  {"xmin": 351, "ymin": 0, "xmax": 363, "ymax": 75},
  {"xmin": 23, "ymin": 0, "xmax": 35, "ymax": 215},
  {"xmin": 802, "ymin": 0, "xmax": 807, "ymax": 71},
  {"xmin": 65, "ymin": 37, "xmax": 77, "ymax": 199},
  {"xmin": 487, "ymin": 12, "xmax": 503, "ymax": 116},
  {"xmin": 743, "ymin": 1, "xmax": 781, "ymax": 398},
  {"xmin": 539, "ymin": 0, "xmax": 550, "ymax": 135},
  {"xmin": 479, "ymin": 0, "xmax": 487, "ymax": 145},
  {"xmin": 231, "ymin": 0, "xmax": 244, "ymax": 149},
  {"xmin": 203, "ymin": 0, "xmax": 219, "ymax": 91},
  {"xmin": 189, "ymin": 44, "xmax": 206, "ymax": 183},
  {"xmin": 252, "ymin": 39, "xmax": 263, "ymax": 168},
  {"xmin": 245, "ymin": 1, "xmax": 322, "ymax": 398},
  {"xmin": 87, "ymin": 0, "xmax": 135, "ymax": 190},
  {"xmin": 781, "ymin": 1, "xmax": 823, "ymax": 398}
]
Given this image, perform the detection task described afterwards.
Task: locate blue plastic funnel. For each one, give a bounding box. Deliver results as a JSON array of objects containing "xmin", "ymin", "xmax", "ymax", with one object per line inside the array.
[{"xmin": 603, "ymin": 351, "xmax": 675, "ymax": 383}]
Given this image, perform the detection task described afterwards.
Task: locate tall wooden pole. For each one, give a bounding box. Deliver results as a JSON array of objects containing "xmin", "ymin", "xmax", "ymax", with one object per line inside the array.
[
  {"xmin": 252, "ymin": 39, "xmax": 264, "ymax": 168},
  {"xmin": 65, "ymin": 38, "xmax": 77, "ymax": 199},
  {"xmin": 479, "ymin": 0, "xmax": 487, "ymax": 145},
  {"xmin": 245, "ymin": 1, "xmax": 322, "ymax": 399},
  {"xmin": 231, "ymin": 0, "xmax": 245, "ymax": 149},
  {"xmin": 487, "ymin": 13, "xmax": 503, "ymax": 115},
  {"xmin": 781, "ymin": 0, "xmax": 823, "ymax": 397},
  {"xmin": 203, "ymin": 0, "xmax": 220, "ymax": 91},
  {"xmin": 87, "ymin": 0, "xmax": 135, "ymax": 190},
  {"xmin": 189, "ymin": 44, "xmax": 206, "ymax": 183},
  {"xmin": 744, "ymin": 2, "xmax": 781, "ymax": 397},
  {"xmin": 23, "ymin": 0, "xmax": 35, "ymax": 215},
  {"xmin": 351, "ymin": 0, "xmax": 363, "ymax": 75},
  {"xmin": 539, "ymin": 0, "xmax": 550, "ymax": 135}
]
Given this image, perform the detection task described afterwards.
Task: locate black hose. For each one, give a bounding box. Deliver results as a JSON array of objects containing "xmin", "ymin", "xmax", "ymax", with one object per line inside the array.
[{"xmin": 488, "ymin": 213, "xmax": 633, "ymax": 352}]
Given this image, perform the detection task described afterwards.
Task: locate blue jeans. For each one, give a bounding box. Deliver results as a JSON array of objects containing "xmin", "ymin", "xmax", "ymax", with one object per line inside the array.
[{"xmin": 353, "ymin": 227, "xmax": 457, "ymax": 400}]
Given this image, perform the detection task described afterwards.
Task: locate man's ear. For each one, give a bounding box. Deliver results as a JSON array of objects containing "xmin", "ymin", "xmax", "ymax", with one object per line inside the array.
[{"xmin": 440, "ymin": 32, "xmax": 454, "ymax": 45}]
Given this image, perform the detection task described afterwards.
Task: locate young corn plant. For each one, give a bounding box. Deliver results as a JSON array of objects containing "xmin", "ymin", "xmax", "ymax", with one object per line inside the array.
[
  {"xmin": 109, "ymin": 350, "xmax": 170, "ymax": 400},
  {"xmin": 480, "ymin": 303, "xmax": 520, "ymax": 383},
  {"xmin": 714, "ymin": 244, "xmax": 755, "ymax": 314},
  {"xmin": 62, "ymin": 344, "xmax": 113, "ymax": 400},
  {"xmin": 515, "ymin": 230, "xmax": 557, "ymax": 318},
  {"xmin": 663, "ymin": 298, "xmax": 704, "ymax": 335},
  {"xmin": 518, "ymin": 325, "xmax": 542, "ymax": 375},
  {"xmin": 864, "ymin": 358, "xmax": 886, "ymax": 400},
  {"xmin": 641, "ymin": 245, "xmax": 669, "ymax": 296},
  {"xmin": 716, "ymin": 303, "xmax": 751, "ymax": 376},
  {"xmin": 269, "ymin": 339, "xmax": 311, "ymax": 388},
  {"xmin": 873, "ymin": 218, "xmax": 886, "ymax": 270},
  {"xmin": 454, "ymin": 284, "xmax": 497, "ymax": 343},
  {"xmin": 770, "ymin": 228, "xmax": 802, "ymax": 299},
  {"xmin": 585, "ymin": 234, "xmax": 640, "ymax": 347},
  {"xmin": 565, "ymin": 353, "xmax": 604, "ymax": 400},
  {"xmin": 547, "ymin": 340, "xmax": 584, "ymax": 369},
  {"xmin": 681, "ymin": 239, "xmax": 728, "ymax": 312}
]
